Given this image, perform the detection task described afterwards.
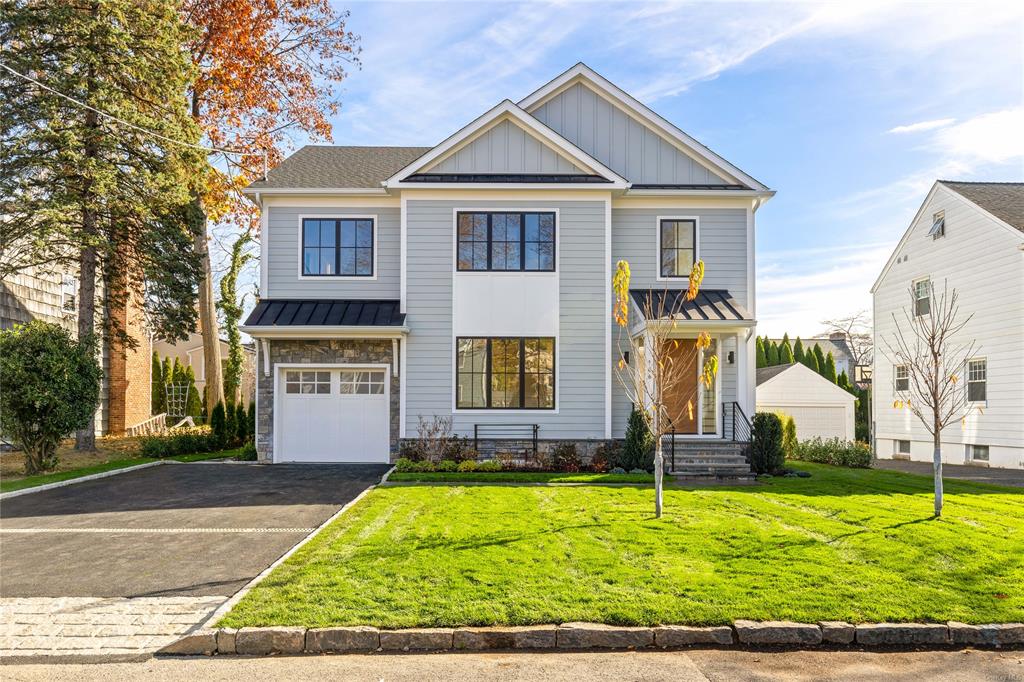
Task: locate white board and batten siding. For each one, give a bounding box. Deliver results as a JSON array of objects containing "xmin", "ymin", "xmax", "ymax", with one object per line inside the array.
[
  {"xmin": 757, "ymin": 364, "xmax": 856, "ymax": 441},
  {"xmin": 872, "ymin": 183, "xmax": 1024, "ymax": 469},
  {"xmin": 426, "ymin": 119, "xmax": 584, "ymax": 175}
]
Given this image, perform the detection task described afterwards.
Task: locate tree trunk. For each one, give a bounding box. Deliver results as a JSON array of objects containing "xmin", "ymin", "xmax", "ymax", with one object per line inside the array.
[
  {"xmin": 75, "ymin": 63, "xmax": 99, "ymax": 452},
  {"xmin": 933, "ymin": 430, "xmax": 943, "ymax": 517},
  {"xmin": 192, "ymin": 198, "xmax": 223, "ymax": 413},
  {"xmin": 654, "ymin": 412, "xmax": 664, "ymax": 518}
]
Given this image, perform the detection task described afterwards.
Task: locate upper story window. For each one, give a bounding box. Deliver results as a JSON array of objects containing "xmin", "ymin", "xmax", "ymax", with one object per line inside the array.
[
  {"xmin": 894, "ymin": 364, "xmax": 909, "ymax": 392},
  {"xmin": 302, "ymin": 218, "xmax": 374, "ymax": 277},
  {"xmin": 913, "ymin": 278, "xmax": 931, "ymax": 316},
  {"xmin": 928, "ymin": 211, "xmax": 945, "ymax": 239},
  {"xmin": 456, "ymin": 337, "xmax": 555, "ymax": 409},
  {"xmin": 967, "ymin": 358, "xmax": 986, "ymax": 402},
  {"xmin": 659, "ymin": 218, "xmax": 696, "ymax": 278},
  {"xmin": 456, "ymin": 212, "xmax": 555, "ymax": 272}
]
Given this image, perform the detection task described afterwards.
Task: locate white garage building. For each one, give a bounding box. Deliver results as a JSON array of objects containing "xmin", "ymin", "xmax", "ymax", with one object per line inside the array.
[{"xmin": 756, "ymin": 363, "xmax": 856, "ymax": 441}]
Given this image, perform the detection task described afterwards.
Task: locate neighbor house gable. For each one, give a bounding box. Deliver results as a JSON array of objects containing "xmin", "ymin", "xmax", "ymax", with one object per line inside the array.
[
  {"xmin": 519, "ymin": 63, "xmax": 768, "ymax": 191},
  {"xmin": 384, "ymin": 100, "xmax": 628, "ymax": 188}
]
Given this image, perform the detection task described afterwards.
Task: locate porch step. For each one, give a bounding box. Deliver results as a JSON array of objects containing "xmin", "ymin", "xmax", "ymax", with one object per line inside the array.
[{"xmin": 672, "ymin": 455, "xmax": 748, "ymax": 466}]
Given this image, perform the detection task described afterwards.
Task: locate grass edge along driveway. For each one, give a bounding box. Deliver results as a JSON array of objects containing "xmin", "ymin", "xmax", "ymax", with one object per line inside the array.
[{"xmin": 219, "ymin": 463, "xmax": 1024, "ymax": 629}]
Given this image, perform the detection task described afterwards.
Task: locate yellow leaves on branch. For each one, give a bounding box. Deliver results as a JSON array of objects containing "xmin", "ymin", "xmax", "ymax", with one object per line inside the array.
[
  {"xmin": 685, "ymin": 260, "xmax": 705, "ymax": 301},
  {"xmin": 612, "ymin": 260, "xmax": 631, "ymax": 328},
  {"xmin": 696, "ymin": 331, "xmax": 712, "ymax": 351},
  {"xmin": 700, "ymin": 354, "xmax": 718, "ymax": 390},
  {"xmin": 686, "ymin": 400, "xmax": 694, "ymax": 420}
]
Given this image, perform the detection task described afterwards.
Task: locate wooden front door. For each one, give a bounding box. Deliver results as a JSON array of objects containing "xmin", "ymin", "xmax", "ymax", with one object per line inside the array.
[{"xmin": 661, "ymin": 338, "xmax": 699, "ymax": 434}]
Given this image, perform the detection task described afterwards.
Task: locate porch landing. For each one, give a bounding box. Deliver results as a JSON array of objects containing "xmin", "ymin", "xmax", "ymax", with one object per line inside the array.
[{"xmin": 664, "ymin": 439, "xmax": 753, "ymax": 479}]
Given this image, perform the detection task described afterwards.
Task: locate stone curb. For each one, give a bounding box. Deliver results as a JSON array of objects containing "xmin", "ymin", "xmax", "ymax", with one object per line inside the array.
[
  {"xmin": 159, "ymin": 621, "xmax": 1024, "ymax": 656},
  {"xmin": 0, "ymin": 461, "xmax": 167, "ymax": 500}
]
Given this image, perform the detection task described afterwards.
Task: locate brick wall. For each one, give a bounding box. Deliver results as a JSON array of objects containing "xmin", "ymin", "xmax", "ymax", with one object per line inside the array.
[{"xmin": 106, "ymin": 284, "xmax": 151, "ymax": 435}]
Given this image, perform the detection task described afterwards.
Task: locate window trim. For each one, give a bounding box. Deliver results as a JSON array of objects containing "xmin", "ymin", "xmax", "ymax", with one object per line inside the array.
[
  {"xmin": 967, "ymin": 444, "xmax": 990, "ymax": 463},
  {"xmin": 895, "ymin": 439, "xmax": 911, "ymax": 455},
  {"xmin": 297, "ymin": 214, "xmax": 378, "ymax": 281},
  {"xmin": 454, "ymin": 211, "xmax": 557, "ymax": 273},
  {"xmin": 912, "ymin": 276, "xmax": 931, "ymax": 317},
  {"xmin": 928, "ymin": 210, "xmax": 945, "ymax": 239},
  {"xmin": 966, "ymin": 356, "xmax": 987, "ymax": 404},
  {"xmin": 894, "ymin": 364, "xmax": 909, "ymax": 393},
  {"xmin": 454, "ymin": 336, "xmax": 557, "ymax": 411},
  {"xmin": 655, "ymin": 215, "xmax": 700, "ymax": 281}
]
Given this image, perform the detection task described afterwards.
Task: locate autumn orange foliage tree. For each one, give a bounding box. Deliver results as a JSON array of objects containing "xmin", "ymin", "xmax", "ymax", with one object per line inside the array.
[{"xmin": 180, "ymin": 0, "xmax": 360, "ymax": 406}]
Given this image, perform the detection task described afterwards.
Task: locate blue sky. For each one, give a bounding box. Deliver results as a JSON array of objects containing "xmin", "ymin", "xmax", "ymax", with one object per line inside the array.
[{"xmin": 238, "ymin": 1, "xmax": 1024, "ymax": 337}]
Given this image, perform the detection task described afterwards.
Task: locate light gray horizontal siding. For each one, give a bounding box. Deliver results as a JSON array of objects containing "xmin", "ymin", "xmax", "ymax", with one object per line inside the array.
[
  {"xmin": 266, "ymin": 206, "xmax": 400, "ymax": 299},
  {"xmin": 405, "ymin": 199, "xmax": 607, "ymax": 439},
  {"xmin": 427, "ymin": 120, "xmax": 582, "ymax": 175},
  {"xmin": 532, "ymin": 83, "xmax": 729, "ymax": 185}
]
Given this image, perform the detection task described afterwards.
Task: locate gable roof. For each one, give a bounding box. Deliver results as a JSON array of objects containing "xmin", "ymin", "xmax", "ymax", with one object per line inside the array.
[
  {"xmin": 384, "ymin": 100, "xmax": 628, "ymax": 188},
  {"xmin": 756, "ymin": 362, "xmax": 855, "ymax": 402},
  {"xmin": 756, "ymin": 362, "xmax": 795, "ymax": 386},
  {"xmin": 245, "ymin": 146, "xmax": 429, "ymax": 193},
  {"xmin": 940, "ymin": 181, "xmax": 1024, "ymax": 233},
  {"xmin": 871, "ymin": 180, "xmax": 1024, "ymax": 293},
  {"xmin": 518, "ymin": 63, "xmax": 770, "ymax": 193}
]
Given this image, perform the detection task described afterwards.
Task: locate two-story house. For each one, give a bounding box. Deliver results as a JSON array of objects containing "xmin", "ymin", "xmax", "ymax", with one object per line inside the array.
[
  {"xmin": 240, "ymin": 64, "xmax": 773, "ymax": 464},
  {"xmin": 872, "ymin": 181, "xmax": 1024, "ymax": 469}
]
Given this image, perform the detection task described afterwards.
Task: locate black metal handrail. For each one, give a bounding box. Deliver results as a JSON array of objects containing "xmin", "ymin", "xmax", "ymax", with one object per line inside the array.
[
  {"xmin": 473, "ymin": 423, "xmax": 539, "ymax": 458},
  {"xmin": 722, "ymin": 401, "xmax": 752, "ymax": 444}
]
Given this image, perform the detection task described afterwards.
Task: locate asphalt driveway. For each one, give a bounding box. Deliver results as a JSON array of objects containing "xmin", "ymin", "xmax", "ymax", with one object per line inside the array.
[
  {"xmin": 0, "ymin": 462, "xmax": 389, "ymax": 598},
  {"xmin": 873, "ymin": 459, "xmax": 1024, "ymax": 487}
]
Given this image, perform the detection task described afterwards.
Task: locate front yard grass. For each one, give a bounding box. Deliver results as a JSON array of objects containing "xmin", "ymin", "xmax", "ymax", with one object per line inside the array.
[
  {"xmin": 219, "ymin": 463, "xmax": 1024, "ymax": 629},
  {"xmin": 387, "ymin": 471, "xmax": 654, "ymax": 484}
]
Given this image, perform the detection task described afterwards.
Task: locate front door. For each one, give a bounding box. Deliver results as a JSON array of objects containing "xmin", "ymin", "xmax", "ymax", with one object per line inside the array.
[{"xmin": 661, "ymin": 338, "xmax": 699, "ymax": 434}]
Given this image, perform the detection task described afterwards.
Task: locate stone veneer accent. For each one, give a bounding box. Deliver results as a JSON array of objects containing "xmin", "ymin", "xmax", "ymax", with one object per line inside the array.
[{"xmin": 256, "ymin": 339, "xmax": 399, "ymax": 463}]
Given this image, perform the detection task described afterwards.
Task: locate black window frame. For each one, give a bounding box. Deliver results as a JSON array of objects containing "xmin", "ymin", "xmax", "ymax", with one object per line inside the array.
[
  {"xmin": 456, "ymin": 212, "xmax": 556, "ymax": 272},
  {"xmin": 455, "ymin": 336, "xmax": 555, "ymax": 410},
  {"xmin": 659, "ymin": 218, "xmax": 697, "ymax": 278},
  {"xmin": 301, "ymin": 217, "xmax": 375, "ymax": 277}
]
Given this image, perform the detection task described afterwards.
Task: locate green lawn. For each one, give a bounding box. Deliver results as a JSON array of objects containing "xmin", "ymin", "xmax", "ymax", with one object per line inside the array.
[
  {"xmin": 388, "ymin": 471, "xmax": 655, "ymax": 484},
  {"xmin": 0, "ymin": 449, "xmax": 243, "ymax": 493},
  {"xmin": 219, "ymin": 463, "xmax": 1024, "ymax": 629}
]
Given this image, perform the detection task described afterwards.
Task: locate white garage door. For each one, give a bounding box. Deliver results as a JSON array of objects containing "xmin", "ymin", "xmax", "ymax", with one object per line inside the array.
[
  {"xmin": 278, "ymin": 368, "xmax": 390, "ymax": 463},
  {"xmin": 766, "ymin": 405, "xmax": 848, "ymax": 440}
]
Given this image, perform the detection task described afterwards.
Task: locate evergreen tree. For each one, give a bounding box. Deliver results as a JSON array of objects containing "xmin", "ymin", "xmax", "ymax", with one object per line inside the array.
[
  {"xmin": 621, "ymin": 405, "xmax": 654, "ymax": 471},
  {"xmin": 837, "ymin": 370, "xmax": 856, "ymax": 394},
  {"xmin": 779, "ymin": 338, "xmax": 795, "ymax": 364},
  {"xmin": 2, "ymin": 0, "xmax": 205, "ymax": 446},
  {"xmin": 793, "ymin": 337, "xmax": 805, "ymax": 363},
  {"xmin": 802, "ymin": 349, "xmax": 820, "ymax": 373},
  {"xmin": 766, "ymin": 341, "xmax": 780, "ymax": 366},
  {"xmin": 151, "ymin": 351, "xmax": 164, "ymax": 414},
  {"xmin": 224, "ymin": 399, "xmax": 237, "ymax": 444},
  {"xmin": 234, "ymin": 402, "xmax": 247, "ymax": 444},
  {"xmin": 184, "ymin": 365, "xmax": 203, "ymax": 417},
  {"xmin": 812, "ymin": 344, "xmax": 827, "ymax": 375},
  {"xmin": 823, "ymin": 352, "xmax": 838, "ymax": 384},
  {"xmin": 756, "ymin": 336, "xmax": 767, "ymax": 368},
  {"xmin": 160, "ymin": 356, "xmax": 173, "ymax": 409}
]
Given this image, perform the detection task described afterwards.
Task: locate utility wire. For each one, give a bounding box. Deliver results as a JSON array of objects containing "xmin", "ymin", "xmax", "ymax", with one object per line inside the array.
[{"xmin": 1, "ymin": 61, "xmax": 268, "ymax": 179}]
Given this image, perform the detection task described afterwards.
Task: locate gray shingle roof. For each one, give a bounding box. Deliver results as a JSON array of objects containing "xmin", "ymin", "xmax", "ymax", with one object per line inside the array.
[
  {"xmin": 248, "ymin": 146, "xmax": 431, "ymax": 190},
  {"xmin": 629, "ymin": 289, "xmax": 752, "ymax": 322},
  {"xmin": 756, "ymin": 362, "xmax": 796, "ymax": 386},
  {"xmin": 940, "ymin": 181, "xmax": 1024, "ymax": 232}
]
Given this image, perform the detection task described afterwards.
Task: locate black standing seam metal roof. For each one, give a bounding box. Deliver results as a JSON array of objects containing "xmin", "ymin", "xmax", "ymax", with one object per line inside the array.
[
  {"xmin": 243, "ymin": 299, "xmax": 406, "ymax": 327},
  {"xmin": 628, "ymin": 289, "xmax": 752, "ymax": 322}
]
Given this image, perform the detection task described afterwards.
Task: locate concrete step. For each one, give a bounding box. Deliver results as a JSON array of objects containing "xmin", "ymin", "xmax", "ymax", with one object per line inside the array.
[{"xmin": 672, "ymin": 456, "xmax": 748, "ymax": 466}]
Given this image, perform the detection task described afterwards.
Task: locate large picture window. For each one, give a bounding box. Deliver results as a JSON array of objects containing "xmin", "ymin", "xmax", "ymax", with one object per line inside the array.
[
  {"xmin": 457, "ymin": 212, "xmax": 555, "ymax": 271},
  {"xmin": 302, "ymin": 218, "xmax": 374, "ymax": 276},
  {"xmin": 456, "ymin": 337, "xmax": 555, "ymax": 409},
  {"xmin": 659, "ymin": 218, "xmax": 697, "ymax": 278}
]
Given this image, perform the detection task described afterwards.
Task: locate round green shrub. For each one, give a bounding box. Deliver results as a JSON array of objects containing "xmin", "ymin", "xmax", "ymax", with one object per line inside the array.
[
  {"xmin": 476, "ymin": 459, "xmax": 502, "ymax": 472},
  {"xmin": 457, "ymin": 460, "xmax": 478, "ymax": 472}
]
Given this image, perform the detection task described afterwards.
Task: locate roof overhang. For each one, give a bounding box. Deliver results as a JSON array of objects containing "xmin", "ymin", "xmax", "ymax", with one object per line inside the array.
[
  {"xmin": 383, "ymin": 99, "xmax": 629, "ymax": 189},
  {"xmin": 242, "ymin": 325, "xmax": 408, "ymax": 339},
  {"xmin": 241, "ymin": 187, "xmax": 390, "ymax": 197},
  {"xmin": 519, "ymin": 63, "xmax": 771, "ymax": 194}
]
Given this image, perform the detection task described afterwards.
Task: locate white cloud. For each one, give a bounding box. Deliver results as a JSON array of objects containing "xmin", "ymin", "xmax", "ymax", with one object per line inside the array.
[
  {"xmin": 932, "ymin": 108, "xmax": 1024, "ymax": 164},
  {"xmin": 887, "ymin": 118, "xmax": 956, "ymax": 134}
]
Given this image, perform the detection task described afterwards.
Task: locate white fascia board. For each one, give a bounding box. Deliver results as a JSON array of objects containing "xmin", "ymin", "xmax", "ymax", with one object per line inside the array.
[
  {"xmin": 643, "ymin": 319, "xmax": 757, "ymax": 332},
  {"xmin": 241, "ymin": 187, "xmax": 390, "ymax": 196},
  {"xmin": 240, "ymin": 326, "xmax": 409, "ymax": 338},
  {"xmin": 518, "ymin": 63, "xmax": 770, "ymax": 193},
  {"xmin": 623, "ymin": 188, "xmax": 774, "ymax": 199},
  {"xmin": 870, "ymin": 181, "xmax": 942, "ymax": 294},
  {"xmin": 383, "ymin": 100, "xmax": 629, "ymax": 188},
  {"xmin": 387, "ymin": 182, "xmax": 621, "ymax": 191}
]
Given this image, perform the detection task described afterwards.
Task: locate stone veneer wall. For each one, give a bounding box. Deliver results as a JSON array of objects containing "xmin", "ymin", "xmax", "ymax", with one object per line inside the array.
[
  {"xmin": 395, "ymin": 438, "xmax": 617, "ymax": 464},
  {"xmin": 256, "ymin": 339, "xmax": 399, "ymax": 463}
]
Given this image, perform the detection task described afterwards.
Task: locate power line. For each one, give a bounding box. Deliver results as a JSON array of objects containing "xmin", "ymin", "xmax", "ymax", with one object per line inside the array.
[{"xmin": 1, "ymin": 62, "xmax": 268, "ymax": 179}]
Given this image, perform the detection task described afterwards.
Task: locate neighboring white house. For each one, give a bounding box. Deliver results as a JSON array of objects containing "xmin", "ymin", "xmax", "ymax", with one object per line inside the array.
[
  {"xmin": 871, "ymin": 181, "xmax": 1024, "ymax": 469},
  {"xmin": 153, "ymin": 331, "xmax": 256, "ymax": 405},
  {"xmin": 756, "ymin": 363, "xmax": 856, "ymax": 441},
  {"xmin": 239, "ymin": 63, "xmax": 774, "ymax": 464}
]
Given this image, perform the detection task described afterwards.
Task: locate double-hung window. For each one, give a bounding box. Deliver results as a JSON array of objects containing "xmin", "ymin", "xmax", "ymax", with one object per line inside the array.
[
  {"xmin": 456, "ymin": 212, "xmax": 555, "ymax": 271},
  {"xmin": 302, "ymin": 218, "xmax": 374, "ymax": 276},
  {"xmin": 659, "ymin": 218, "xmax": 697, "ymax": 278},
  {"xmin": 913, "ymin": 278, "xmax": 931, "ymax": 316},
  {"xmin": 894, "ymin": 365, "xmax": 909, "ymax": 392},
  {"xmin": 456, "ymin": 337, "xmax": 555, "ymax": 409},
  {"xmin": 967, "ymin": 358, "xmax": 987, "ymax": 402}
]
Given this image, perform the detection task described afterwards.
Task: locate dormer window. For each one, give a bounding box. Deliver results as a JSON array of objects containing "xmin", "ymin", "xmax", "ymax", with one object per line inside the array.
[{"xmin": 928, "ymin": 211, "xmax": 945, "ymax": 239}]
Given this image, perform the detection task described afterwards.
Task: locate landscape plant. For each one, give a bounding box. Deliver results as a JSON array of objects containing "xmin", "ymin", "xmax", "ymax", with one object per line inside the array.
[
  {"xmin": 139, "ymin": 426, "xmax": 217, "ymax": 458},
  {"xmin": 791, "ymin": 437, "xmax": 872, "ymax": 468},
  {"xmin": 0, "ymin": 322, "xmax": 102, "ymax": 474},
  {"xmin": 234, "ymin": 402, "xmax": 248, "ymax": 444},
  {"xmin": 750, "ymin": 412, "xmax": 784, "ymax": 474},
  {"xmin": 780, "ymin": 414, "xmax": 798, "ymax": 459},
  {"xmin": 210, "ymin": 400, "xmax": 227, "ymax": 447}
]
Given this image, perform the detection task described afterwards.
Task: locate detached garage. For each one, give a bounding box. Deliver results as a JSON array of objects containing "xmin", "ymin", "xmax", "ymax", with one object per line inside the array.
[{"xmin": 756, "ymin": 363, "xmax": 856, "ymax": 441}]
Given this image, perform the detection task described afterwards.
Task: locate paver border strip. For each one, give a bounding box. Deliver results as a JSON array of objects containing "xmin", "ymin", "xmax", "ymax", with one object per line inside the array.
[
  {"xmin": 194, "ymin": 465, "xmax": 396, "ymax": 632},
  {"xmin": 160, "ymin": 620, "xmax": 1024, "ymax": 656}
]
